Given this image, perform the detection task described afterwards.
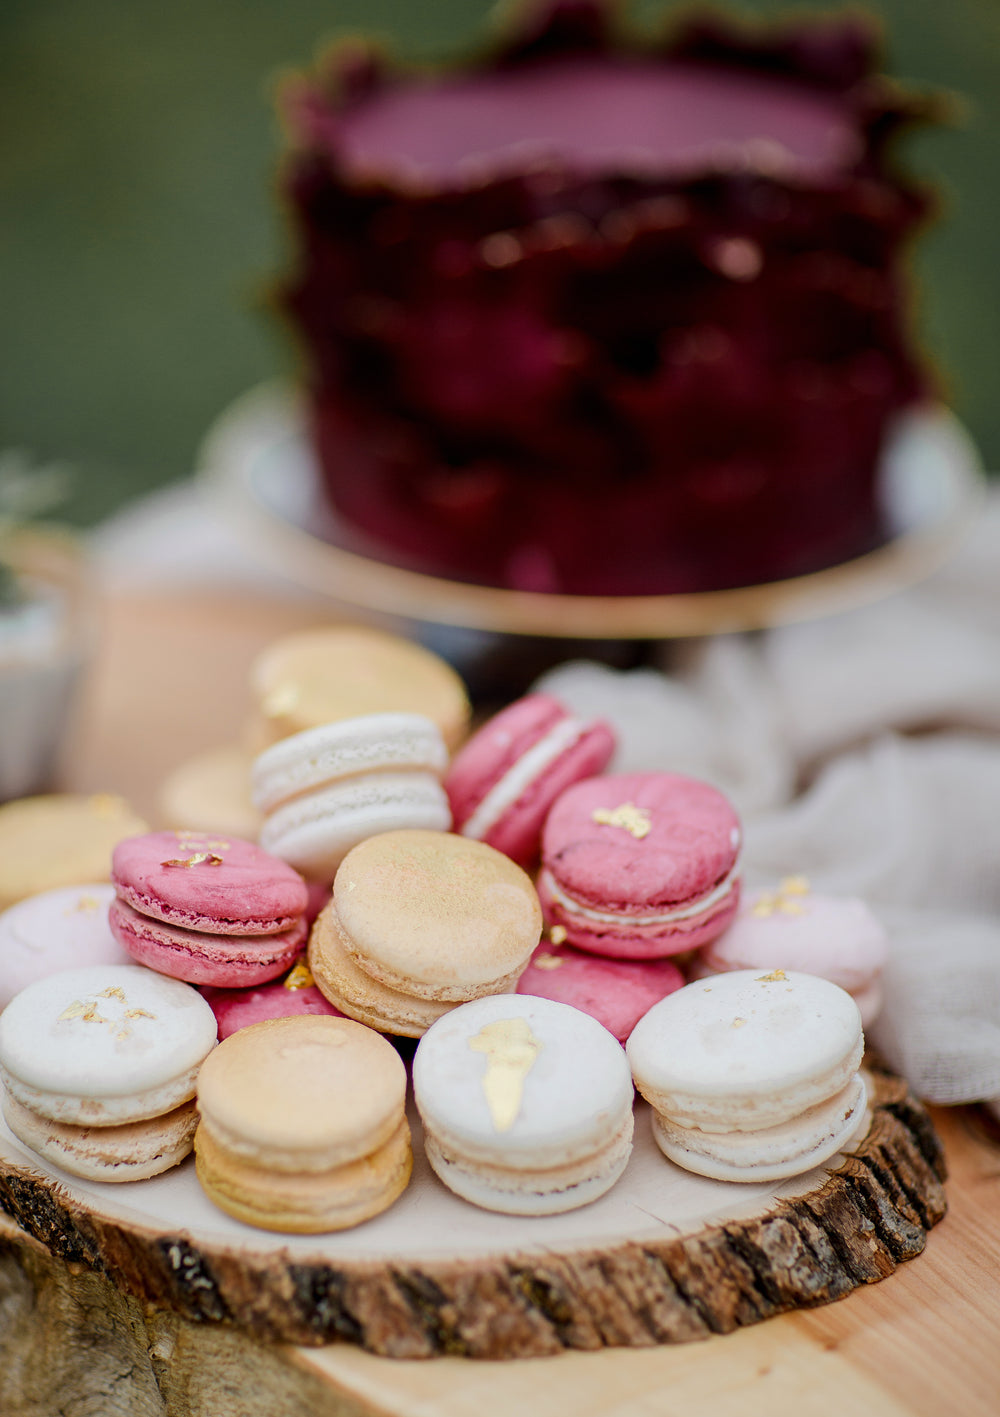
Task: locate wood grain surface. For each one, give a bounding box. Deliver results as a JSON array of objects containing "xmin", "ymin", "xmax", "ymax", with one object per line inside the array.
[{"xmin": 12, "ymin": 584, "xmax": 992, "ymax": 1415}]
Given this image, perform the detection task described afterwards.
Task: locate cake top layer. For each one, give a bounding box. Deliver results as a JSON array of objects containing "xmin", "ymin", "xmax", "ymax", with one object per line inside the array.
[{"xmin": 323, "ymin": 56, "xmax": 859, "ymax": 186}]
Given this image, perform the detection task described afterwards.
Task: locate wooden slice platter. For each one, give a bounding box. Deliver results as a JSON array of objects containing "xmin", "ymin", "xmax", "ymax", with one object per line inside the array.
[{"xmin": 0, "ymin": 1062, "xmax": 945, "ymax": 1360}]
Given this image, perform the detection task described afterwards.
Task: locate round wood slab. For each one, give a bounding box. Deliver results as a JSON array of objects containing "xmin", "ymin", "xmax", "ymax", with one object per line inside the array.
[{"xmin": 0, "ymin": 1063, "xmax": 945, "ymax": 1361}]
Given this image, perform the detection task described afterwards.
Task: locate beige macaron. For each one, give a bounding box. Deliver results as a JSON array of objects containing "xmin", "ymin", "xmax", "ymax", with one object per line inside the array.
[
  {"xmin": 0, "ymin": 794, "xmax": 149, "ymax": 911},
  {"xmin": 158, "ymin": 745, "xmax": 261, "ymax": 841},
  {"xmin": 322, "ymin": 830, "xmax": 542, "ymax": 1020},
  {"xmin": 194, "ymin": 1014, "xmax": 411, "ymax": 1232},
  {"xmin": 249, "ymin": 626, "xmax": 470, "ymax": 752}
]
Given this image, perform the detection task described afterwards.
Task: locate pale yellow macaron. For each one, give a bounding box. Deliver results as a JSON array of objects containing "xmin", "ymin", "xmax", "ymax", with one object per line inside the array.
[
  {"xmin": 0, "ymin": 793, "xmax": 149, "ymax": 911},
  {"xmin": 310, "ymin": 830, "xmax": 542, "ymax": 1036},
  {"xmin": 158, "ymin": 745, "xmax": 261, "ymax": 841},
  {"xmin": 194, "ymin": 1014, "xmax": 411, "ymax": 1232},
  {"xmin": 248, "ymin": 625, "xmax": 470, "ymax": 752}
]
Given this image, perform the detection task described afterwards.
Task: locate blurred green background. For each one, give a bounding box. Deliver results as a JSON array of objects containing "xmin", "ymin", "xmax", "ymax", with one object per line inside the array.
[{"xmin": 2, "ymin": 0, "xmax": 998, "ymax": 526}]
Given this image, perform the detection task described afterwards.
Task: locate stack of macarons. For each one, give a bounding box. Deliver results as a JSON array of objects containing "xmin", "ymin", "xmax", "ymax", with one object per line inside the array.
[
  {"xmin": 309, "ymin": 829, "xmax": 542, "ymax": 1036},
  {"xmin": 251, "ymin": 713, "xmax": 452, "ymax": 882},
  {"xmin": 0, "ymin": 964, "xmax": 217, "ymax": 1182},
  {"xmin": 628, "ymin": 970, "xmax": 868, "ymax": 1182},
  {"xmin": 108, "ymin": 831, "xmax": 310, "ymax": 987},
  {"xmin": 690, "ymin": 877, "xmax": 889, "ymax": 1026}
]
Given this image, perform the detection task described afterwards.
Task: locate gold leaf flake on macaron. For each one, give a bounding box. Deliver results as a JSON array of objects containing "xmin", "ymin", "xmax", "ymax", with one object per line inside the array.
[
  {"xmin": 469, "ymin": 1018, "xmax": 542, "ymax": 1132},
  {"xmin": 756, "ymin": 968, "xmax": 787, "ymax": 983},
  {"xmin": 591, "ymin": 802, "xmax": 652, "ymax": 839},
  {"xmin": 533, "ymin": 953, "xmax": 565, "ymax": 971},
  {"xmin": 160, "ymin": 852, "xmax": 224, "ymax": 868},
  {"xmin": 98, "ymin": 986, "xmax": 127, "ymax": 1001},
  {"xmin": 548, "ymin": 924, "xmax": 568, "ymax": 945},
  {"xmin": 283, "ymin": 962, "xmax": 315, "ymax": 991},
  {"xmin": 262, "ymin": 685, "xmax": 299, "ymax": 717},
  {"xmin": 69, "ymin": 894, "xmax": 101, "ymax": 915}
]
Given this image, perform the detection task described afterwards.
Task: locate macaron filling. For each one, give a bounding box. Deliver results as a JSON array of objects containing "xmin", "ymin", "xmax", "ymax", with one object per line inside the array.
[
  {"xmin": 539, "ymin": 859, "xmax": 742, "ymax": 928},
  {"xmin": 459, "ymin": 714, "xmax": 590, "ymax": 841}
]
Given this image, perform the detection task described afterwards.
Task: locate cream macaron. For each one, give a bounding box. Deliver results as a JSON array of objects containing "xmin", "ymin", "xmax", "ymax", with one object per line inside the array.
[
  {"xmin": 413, "ymin": 994, "xmax": 634, "ymax": 1215},
  {"xmin": 194, "ymin": 1015, "xmax": 411, "ymax": 1232},
  {"xmin": 252, "ymin": 713, "xmax": 452, "ymax": 881},
  {"xmin": 627, "ymin": 970, "xmax": 867, "ymax": 1183},
  {"xmin": 309, "ymin": 830, "xmax": 543, "ymax": 1035},
  {"xmin": 0, "ymin": 964, "xmax": 217, "ymax": 1180}
]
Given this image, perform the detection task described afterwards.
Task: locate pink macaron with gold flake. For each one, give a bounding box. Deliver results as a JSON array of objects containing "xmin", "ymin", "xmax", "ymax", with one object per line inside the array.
[
  {"xmin": 109, "ymin": 831, "xmax": 309, "ymax": 987},
  {"xmin": 200, "ymin": 960, "xmax": 344, "ymax": 1040},
  {"xmin": 538, "ymin": 772, "xmax": 741, "ymax": 960},
  {"xmin": 445, "ymin": 693, "xmax": 615, "ymax": 868}
]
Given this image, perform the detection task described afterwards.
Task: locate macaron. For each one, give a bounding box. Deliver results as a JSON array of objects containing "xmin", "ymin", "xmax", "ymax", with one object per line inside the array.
[
  {"xmin": 309, "ymin": 830, "xmax": 542, "ymax": 1035},
  {"xmin": 516, "ymin": 939, "xmax": 684, "ymax": 1044},
  {"xmin": 0, "ymin": 883, "xmax": 132, "ymax": 1010},
  {"xmin": 194, "ymin": 1015, "xmax": 411, "ymax": 1232},
  {"xmin": 627, "ymin": 970, "xmax": 867, "ymax": 1183},
  {"xmin": 200, "ymin": 960, "xmax": 345, "ymax": 1040},
  {"xmin": 413, "ymin": 994, "xmax": 634, "ymax": 1215},
  {"xmin": 109, "ymin": 831, "xmax": 309, "ymax": 986},
  {"xmin": 158, "ymin": 745, "xmax": 262, "ymax": 841},
  {"xmin": 538, "ymin": 772, "xmax": 742, "ymax": 960},
  {"xmin": 249, "ymin": 625, "xmax": 470, "ymax": 752},
  {"xmin": 693, "ymin": 877, "xmax": 889, "ymax": 1026},
  {"xmin": 0, "ymin": 793, "xmax": 149, "ymax": 912},
  {"xmin": 444, "ymin": 693, "xmax": 615, "ymax": 868},
  {"xmin": 0, "ymin": 964, "xmax": 217, "ymax": 1180},
  {"xmin": 252, "ymin": 714, "xmax": 452, "ymax": 882}
]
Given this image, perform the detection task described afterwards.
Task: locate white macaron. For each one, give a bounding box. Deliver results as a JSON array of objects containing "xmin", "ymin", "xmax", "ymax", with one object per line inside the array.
[
  {"xmin": 413, "ymin": 994, "xmax": 634, "ymax": 1215},
  {"xmin": 252, "ymin": 714, "xmax": 451, "ymax": 880},
  {"xmin": 627, "ymin": 969, "xmax": 866, "ymax": 1182}
]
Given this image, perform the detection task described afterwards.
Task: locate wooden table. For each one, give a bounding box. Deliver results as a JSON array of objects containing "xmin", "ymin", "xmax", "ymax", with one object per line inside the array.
[{"xmin": 2, "ymin": 586, "xmax": 998, "ymax": 1417}]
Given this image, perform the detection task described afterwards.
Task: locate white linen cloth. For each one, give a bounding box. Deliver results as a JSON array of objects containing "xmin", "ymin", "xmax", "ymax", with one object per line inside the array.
[{"xmin": 537, "ymin": 493, "xmax": 1000, "ymax": 1106}]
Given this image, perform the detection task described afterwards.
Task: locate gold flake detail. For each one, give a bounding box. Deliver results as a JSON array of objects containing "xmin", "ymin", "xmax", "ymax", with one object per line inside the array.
[
  {"xmin": 124, "ymin": 1008, "xmax": 156, "ymax": 1020},
  {"xmin": 757, "ymin": 969, "xmax": 787, "ymax": 983},
  {"xmin": 548, "ymin": 925, "xmax": 567, "ymax": 946},
  {"xmin": 58, "ymin": 1000, "xmax": 93, "ymax": 1021},
  {"xmin": 160, "ymin": 852, "xmax": 224, "ymax": 868},
  {"xmin": 98, "ymin": 986, "xmax": 126, "ymax": 1001},
  {"xmin": 732, "ymin": 1017, "xmax": 746, "ymax": 1028},
  {"xmin": 71, "ymin": 894, "xmax": 101, "ymax": 915},
  {"xmin": 591, "ymin": 803, "xmax": 652, "ymax": 839},
  {"xmin": 469, "ymin": 1019, "xmax": 542, "ymax": 1132},
  {"xmin": 751, "ymin": 876, "xmax": 811, "ymax": 917},
  {"xmin": 284, "ymin": 962, "xmax": 315, "ymax": 991},
  {"xmin": 533, "ymin": 953, "xmax": 565, "ymax": 972}
]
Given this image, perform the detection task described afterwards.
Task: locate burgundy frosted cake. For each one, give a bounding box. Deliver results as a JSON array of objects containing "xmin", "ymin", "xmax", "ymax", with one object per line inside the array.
[{"xmin": 279, "ymin": 1, "xmax": 934, "ymax": 595}]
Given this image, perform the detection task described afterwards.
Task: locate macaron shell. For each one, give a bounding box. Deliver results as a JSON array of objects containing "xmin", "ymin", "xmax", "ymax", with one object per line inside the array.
[
  {"xmin": 250, "ymin": 626, "xmax": 470, "ymax": 752},
  {"xmin": 516, "ymin": 943, "xmax": 684, "ymax": 1043},
  {"xmin": 201, "ymin": 968, "xmax": 344, "ymax": 1040},
  {"xmin": 0, "ymin": 794, "xmax": 149, "ymax": 911},
  {"xmin": 109, "ymin": 898, "xmax": 307, "ymax": 988},
  {"xmin": 0, "ymin": 884, "xmax": 132, "ymax": 1009},
  {"xmin": 158, "ymin": 745, "xmax": 262, "ymax": 841},
  {"xmin": 702, "ymin": 890, "xmax": 889, "ymax": 993},
  {"xmin": 446, "ymin": 695, "xmax": 570, "ymax": 820},
  {"xmin": 111, "ymin": 831, "xmax": 308, "ymax": 934},
  {"xmin": 308, "ymin": 904, "xmax": 453, "ymax": 1037},
  {"xmin": 0, "ymin": 965, "xmax": 217, "ymax": 1122},
  {"xmin": 251, "ymin": 713, "xmax": 448, "ymax": 813},
  {"xmin": 334, "ymin": 831, "xmax": 542, "ymax": 1002},
  {"xmin": 195, "ymin": 1015, "xmax": 407, "ymax": 1172},
  {"xmin": 423, "ymin": 1111, "xmax": 633, "ymax": 1216},
  {"xmin": 194, "ymin": 1115, "xmax": 413, "ymax": 1233},
  {"xmin": 4, "ymin": 1092, "xmax": 198, "ymax": 1183},
  {"xmin": 413, "ymin": 994, "xmax": 634, "ymax": 1170},
  {"xmin": 627, "ymin": 971, "xmax": 864, "ymax": 1132},
  {"xmin": 542, "ymin": 772, "xmax": 741, "ymax": 910},
  {"xmin": 258, "ymin": 773, "xmax": 452, "ymax": 881},
  {"xmin": 651, "ymin": 1075, "xmax": 869, "ymax": 1183}
]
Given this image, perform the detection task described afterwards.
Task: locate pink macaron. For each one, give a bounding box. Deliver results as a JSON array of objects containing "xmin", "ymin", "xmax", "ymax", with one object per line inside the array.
[
  {"xmin": 111, "ymin": 832, "xmax": 308, "ymax": 934},
  {"xmin": 200, "ymin": 961, "xmax": 344, "ymax": 1040},
  {"xmin": 444, "ymin": 693, "xmax": 615, "ymax": 867},
  {"xmin": 108, "ymin": 898, "xmax": 307, "ymax": 988},
  {"xmin": 538, "ymin": 772, "xmax": 742, "ymax": 960},
  {"xmin": 693, "ymin": 877, "xmax": 889, "ymax": 1026},
  {"xmin": 517, "ymin": 939, "xmax": 684, "ymax": 1043}
]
